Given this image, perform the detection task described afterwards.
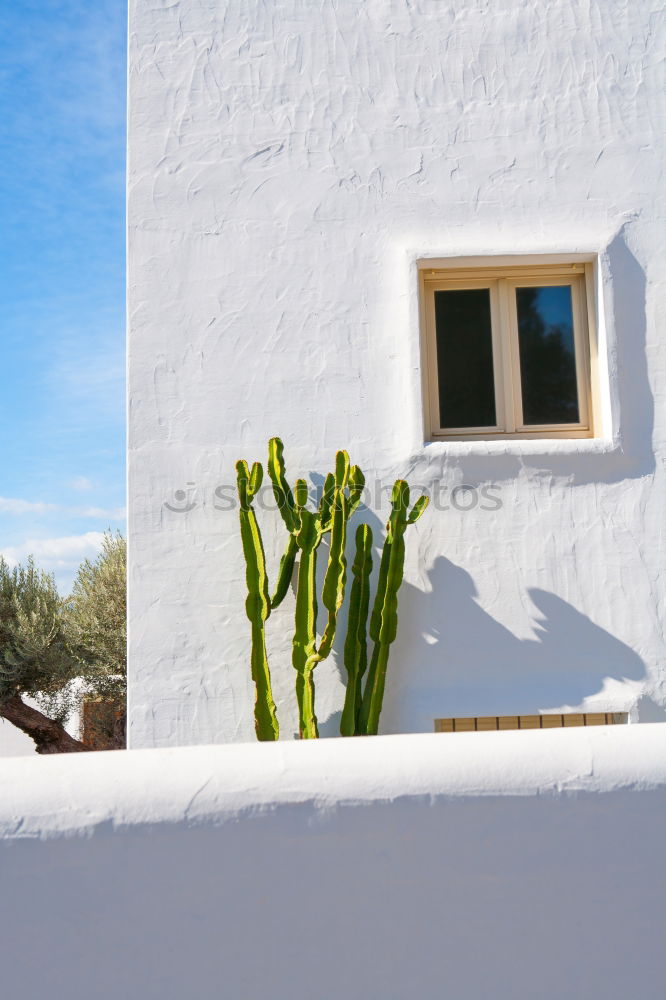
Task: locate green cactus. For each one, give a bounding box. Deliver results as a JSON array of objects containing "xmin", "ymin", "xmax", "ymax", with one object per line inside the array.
[
  {"xmin": 265, "ymin": 438, "xmax": 364, "ymax": 738},
  {"xmin": 237, "ymin": 438, "xmax": 425, "ymax": 742},
  {"xmin": 270, "ymin": 535, "xmax": 298, "ymax": 608},
  {"xmin": 307, "ymin": 452, "xmax": 350, "ymax": 665},
  {"xmin": 236, "ymin": 459, "xmax": 279, "ymax": 741},
  {"xmin": 358, "ymin": 481, "xmax": 429, "ymax": 736},
  {"xmin": 267, "ymin": 437, "xmax": 297, "ymax": 533},
  {"xmin": 291, "ymin": 507, "xmax": 320, "ymax": 738},
  {"xmin": 341, "ymin": 523, "xmax": 373, "ymax": 736}
]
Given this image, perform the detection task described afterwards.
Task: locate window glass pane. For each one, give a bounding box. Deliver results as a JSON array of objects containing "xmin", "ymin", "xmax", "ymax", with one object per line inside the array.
[
  {"xmin": 434, "ymin": 288, "xmax": 496, "ymax": 428},
  {"xmin": 516, "ymin": 285, "xmax": 580, "ymax": 425}
]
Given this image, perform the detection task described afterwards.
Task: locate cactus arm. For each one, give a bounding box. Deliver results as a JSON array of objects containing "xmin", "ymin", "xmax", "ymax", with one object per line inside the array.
[
  {"xmin": 359, "ymin": 525, "xmax": 406, "ymax": 736},
  {"xmin": 270, "ymin": 534, "xmax": 298, "ymax": 608},
  {"xmin": 238, "ymin": 500, "xmax": 271, "ymax": 624},
  {"xmin": 318, "ymin": 472, "xmax": 336, "ymax": 531},
  {"xmin": 236, "ymin": 460, "xmax": 279, "ymax": 741},
  {"xmin": 295, "ymin": 453, "xmax": 363, "ymax": 732},
  {"xmin": 335, "ymin": 449, "xmax": 350, "ymax": 488},
  {"xmin": 249, "ymin": 461, "xmax": 263, "ymax": 495},
  {"xmin": 291, "ymin": 452, "xmax": 355, "ymax": 736},
  {"xmin": 391, "ymin": 479, "xmax": 411, "ymax": 526},
  {"xmin": 267, "ymin": 437, "xmax": 297, "ymax": 532},
  {"xmin": 236, "ymin": 459, "xmax": 251, "ymax": 510},
  {"xmin": 292, "ymin": 509, "xmax": 320, "ymax": 739},
  {"xmin": 307, "ymin": 486, "xmax": 348, "ymax": 670},
  {"xmin": 348, "ymin": 465, "xmax": 366, "ymax": 516},
  {"xmin": 249, "ymin": 621, "xmax": 278, "ymax": 741},
  {"xmin": 357, "ymin": 506, "xmax": 394, "ymax": 734},
  {"xmin": 303, "ymin": 452, "xmax": 358, "ymax": 680},
  {"xmin": 322, "ymin": 488, "xmax": 349, "ymax": 630},
  {"xmin": 407, "ymin": 494, "xmax": 429, "ymax": 524},
  {"xmin": 368, "ymin": 534, "xmax": 392, "ymax": 643},
  {"xmin": 294, "ymin": 478, "xmax": 309, "ymax": 509},
  {"xmin": 358, "ymin": 480, "xmax": 415, "ymax": 736},
  {"xmin": 361, "ymin": 527, "xmax": 406, "ymax": 735},
  {"xmin": 341, "ymin": 524, "xmax": 372, "ymax": 737}
]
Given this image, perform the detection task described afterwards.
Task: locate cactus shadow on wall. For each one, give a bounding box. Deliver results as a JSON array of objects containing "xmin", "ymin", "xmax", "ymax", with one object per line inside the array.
[{"xmin": 379, "ymin": 556, "xmax": 646, "ymax": 733}]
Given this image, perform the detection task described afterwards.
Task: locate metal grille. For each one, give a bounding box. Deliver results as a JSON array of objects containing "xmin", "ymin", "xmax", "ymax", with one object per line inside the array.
[{"xmin": 434, "ymin": 712, "xmax": 628, "ymax": 733}]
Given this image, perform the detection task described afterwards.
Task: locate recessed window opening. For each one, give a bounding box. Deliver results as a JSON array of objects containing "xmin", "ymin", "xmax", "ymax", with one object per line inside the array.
[{"xmin": 421, "ymin": 261, "xmax": 597, "ymax": 441}]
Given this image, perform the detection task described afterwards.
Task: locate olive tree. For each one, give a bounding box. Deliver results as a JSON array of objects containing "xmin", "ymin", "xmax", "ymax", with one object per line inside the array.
[
  {"xmin": 0, "ymin": 556, "xmax": 85, "ymax": 753},
  {"xmin": 64, "ymin": 531, "xmax": 126, "ymax": 747},
  {"xmin": 0, "ymin": 532, "xmax": 126, "ymax": 754}
]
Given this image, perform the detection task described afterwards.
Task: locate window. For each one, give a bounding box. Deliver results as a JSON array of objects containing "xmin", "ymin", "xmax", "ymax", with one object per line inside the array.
[{"xmin": 421, "ymin": 260, "xmax": 597, "ymax": 440}]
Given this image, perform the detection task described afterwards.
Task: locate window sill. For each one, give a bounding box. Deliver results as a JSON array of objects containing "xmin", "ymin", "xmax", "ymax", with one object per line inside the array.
[{"xmin": 421, "ymin": 436, "xmax": 618, "ymax": 459}]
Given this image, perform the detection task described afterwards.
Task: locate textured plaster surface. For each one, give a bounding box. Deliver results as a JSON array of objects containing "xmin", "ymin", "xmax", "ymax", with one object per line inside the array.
[
  {"xmin": 0, "ymin": 717, "xmax": 34, "ymax": 757},
  {"xmin": 1, "ymin": 726, "xmax": 665, "ymax": 998},
  {"xmin": 128, "ymin": 0, "xmax": 666, "ymax": 746}
]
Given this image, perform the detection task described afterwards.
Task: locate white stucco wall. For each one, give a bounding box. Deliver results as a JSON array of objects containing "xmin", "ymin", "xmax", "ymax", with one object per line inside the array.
[
  {"xmin": 128, "ymin": 0, "xmax": 666, "ymax": 747},
  {"xmin": 0, "ymin": 717, "xmax": 35, "ymax": 757},
  {"xmin": 1, "ymin": 725, "xmax": 665, "ymax": 999}
]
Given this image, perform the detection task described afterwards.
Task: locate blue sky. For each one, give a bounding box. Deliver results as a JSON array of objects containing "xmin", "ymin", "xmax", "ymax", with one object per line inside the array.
[{"xmin": 0, "ymin": 1, "xmax": 126, "ymax": 591}]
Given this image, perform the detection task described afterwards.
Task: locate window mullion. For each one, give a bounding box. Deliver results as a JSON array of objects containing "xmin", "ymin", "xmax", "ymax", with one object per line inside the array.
[
  {"xmin": 497, "ymin": 278, "xmax": 517, "ymax": 433},
  {"xmin": 571, "ymin": 276, "xmax": 591, "ymax": 431}
]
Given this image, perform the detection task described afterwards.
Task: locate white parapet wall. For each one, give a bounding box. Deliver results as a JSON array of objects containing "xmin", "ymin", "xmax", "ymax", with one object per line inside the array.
[{"xmin": 2, "ymin": 724, "xmax": 665, "ymax": 999}]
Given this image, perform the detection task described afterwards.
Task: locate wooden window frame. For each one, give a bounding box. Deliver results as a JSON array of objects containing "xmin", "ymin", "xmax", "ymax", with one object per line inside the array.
[{"xmin": 420, "ymin": 262, "xmax": 596, "ymax": 441}]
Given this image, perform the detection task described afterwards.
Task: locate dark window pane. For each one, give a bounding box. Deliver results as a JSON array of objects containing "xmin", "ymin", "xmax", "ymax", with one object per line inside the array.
[
  {"xmin": 516, "ymin": 286, "xmax": 580, "ymax": 425},
  {"xmin": 434, "ymin": 288, "xmax": 496, "ymax": 428}
]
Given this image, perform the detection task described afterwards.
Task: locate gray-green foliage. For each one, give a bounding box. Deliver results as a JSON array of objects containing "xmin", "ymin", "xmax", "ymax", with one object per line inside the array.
[
  {"xmin": 0, "ymin": 556, "xmax": 79, "ymax": 724},
  {"xmin": 64, "ymin": 531, "xmax": 127, "ymax": 702},
  {"xmin": 0, "ymin": 532, "xmax": 127, "ymax": 728}
]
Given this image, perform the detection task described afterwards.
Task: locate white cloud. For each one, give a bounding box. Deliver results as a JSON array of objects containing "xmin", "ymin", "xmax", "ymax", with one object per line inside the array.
[
  {"xmin": 70, "ymin": 476, "xmax": 94, "ymax": 492},
  {"xmin": 0, "ymin": 495, "xmax": 124, "ymax": 521},
  {"xmin": 71, "ymin": 506, "xmax": 126, "ymax": 520},
  {"xmin": 0, "ymin": 496, "xmax": 57, "ymax": 515},
  {"xmin": 1, "ymin": 532, "xmax": 105, "ymax": 571}
]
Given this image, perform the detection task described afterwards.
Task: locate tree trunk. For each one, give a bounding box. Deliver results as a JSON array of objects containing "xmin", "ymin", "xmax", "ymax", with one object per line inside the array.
[
  {"xmin": 0, "ymin": 695, "xmax": 89, "ymax": 755},
  {"xmin": 80, "ymin": 697, "xmax": 126, "ymax": 750}
]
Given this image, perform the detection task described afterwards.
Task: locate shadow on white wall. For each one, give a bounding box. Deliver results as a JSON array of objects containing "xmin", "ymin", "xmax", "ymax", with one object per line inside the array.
[{"xmin": 379, "ymin": 555, "xmax": 646, "ymax": 730}]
